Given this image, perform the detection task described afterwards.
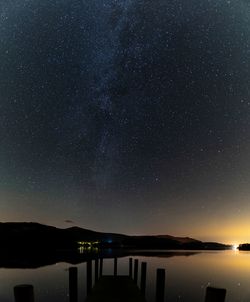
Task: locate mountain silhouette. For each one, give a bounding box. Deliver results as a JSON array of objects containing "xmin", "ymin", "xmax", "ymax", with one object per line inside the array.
[{"xmin": 0, "ymin": 222, "xmax": 230, "ymax": 250}]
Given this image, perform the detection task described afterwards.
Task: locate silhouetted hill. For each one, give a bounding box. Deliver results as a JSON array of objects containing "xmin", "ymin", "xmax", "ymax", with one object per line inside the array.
[
  {"xmin": 0, "ymin": 222, "xmax": 230, "ymax": 251},
  {"xmin": 238, "ymin": 243, "xmax": 250, "ymax": 250}
]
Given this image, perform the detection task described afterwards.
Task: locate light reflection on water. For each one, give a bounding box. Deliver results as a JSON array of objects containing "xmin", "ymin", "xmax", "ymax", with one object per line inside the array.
[{"xmin": 1, "ymin": 250, "xmax": 250, "ymax": 302}]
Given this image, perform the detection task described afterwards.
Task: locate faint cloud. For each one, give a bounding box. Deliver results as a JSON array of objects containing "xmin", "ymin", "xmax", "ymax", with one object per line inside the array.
[{"xmin": 64, "ymin": 219, "xmax": 74, "ymax": 224}]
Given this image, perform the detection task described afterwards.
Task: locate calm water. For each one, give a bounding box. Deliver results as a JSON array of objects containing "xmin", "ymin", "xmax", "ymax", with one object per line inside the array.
[{"xmin": 1, "ymin": 250, "xmax": 250, "ymax": 302}]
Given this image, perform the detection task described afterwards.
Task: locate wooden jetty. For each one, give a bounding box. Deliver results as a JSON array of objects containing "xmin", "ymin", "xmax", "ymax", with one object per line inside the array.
[
  {"xmin": 13, "ymin": 257, "xmax": 227, "ymax": 302},
  {"xmin": 85, "ymin": 258, "xmax": 147, "ymax": 302},
  {"xmin": 85, "ymin": 275, "xmax": 146, "ymax": 302}
]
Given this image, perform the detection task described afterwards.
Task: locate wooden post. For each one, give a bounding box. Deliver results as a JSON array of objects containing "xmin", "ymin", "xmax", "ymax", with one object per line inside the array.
[
  {"xmin": 99, "ymin": 258, "xmax": 103, "ymax": 277},
  {"xmin": 156, "ymin": 268, "xmax": 165, "ymax": 302},
  {"xmin": 69, "ymin": 267, "xmax": 78, "ymax": 302},
  {"xmin": 14, "ymin": 285, "xmax": 34, "ymax": 302},
  {"xmin": 95, "ymin": 259, "xmax": 99, "ymax": 283},
  {"xmin": 134, "ymin": 259, "xmax": 139, "ymax": 284},
  {"xmin": 140, "ymin": 262, "xmax": 147, "ymax": 297},
  {"xmin": 87, "ymin": 260, "xmax": 92, "ymax": 295},
  {"xmin": 114, "ymin": 257, "xmax": 118, "ymax": 276},
  {"xmin": 129, "ymin": 258, "xmax": 133, "ymax": 278},
  {"xmin": 205, "ymin": 286, "xmax": 226, "ymax": 302}
]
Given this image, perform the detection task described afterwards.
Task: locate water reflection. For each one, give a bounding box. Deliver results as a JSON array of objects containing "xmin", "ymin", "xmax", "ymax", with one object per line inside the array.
[
  {"xmin": 0, "ymin": 250, "xmax": 250, "ymax": 302},
  {"xmin": 0, "ymin": 249, "xmax": 199, "ymax": 269},
  {"xmin": 78, "ymin": 247, "xmax": 99, "ymax": 254}
]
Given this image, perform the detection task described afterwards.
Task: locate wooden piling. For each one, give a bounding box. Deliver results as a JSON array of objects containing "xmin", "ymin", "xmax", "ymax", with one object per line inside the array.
[
  {"xmin": 69, "ymin": 267, "xmax": 78, "ymax": 302},
  {"xmin": 14, "ymin": 284, "xmax": 34, "ymax": 302},
  {"xmin": 205, "ymin": 286, "xmax": 226, "ymax": 302},
  {"xmin": 155, "ymin": 268, "xmax": 165, "ymax": 302},
  {"xmin": 140, "ymin": 262, "xmax": 147, "ymax": 296},
  {"xmin": 134, "ymin": 259, "xmax": 139, "ymax": 284},
  {"xmin": 94, "ymin": 259, "xmax": 99, "ymax": 283},
  {"xmin": 87, "ymin": 260, "xmax": 92, "ymax": 295},
  {"xmin": 114, "ymin": 257, "xmax": 118, "ymax": 276},
  {"xmin": 129, "ymin": 258, "xmax": 133, "ymax": 278},
  {"xmin": 99, "ymin": 258, "xmax": 103, "ymax": 277}
]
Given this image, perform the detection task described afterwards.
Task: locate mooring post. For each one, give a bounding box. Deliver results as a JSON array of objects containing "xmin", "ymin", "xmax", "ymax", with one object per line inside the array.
[
  {"xmin": 14, "ymin": 284, "xmax": 34, "ymax": 302},
  {"xmin": 95, "ymin": 259, "xmax": 99, "ymax": 283},
  {"xmin": 140, "ymin": 262, "xmax": 147, "ymax": 297},
  {"xmin": 87, "ymin": 260, "xmax": 92, "ymax": 295},
  {"xmin": 114, "ymin": 257, "xmax": 118, "ymax": 276},
  {"xmin": 99, "ymin": 258, "xmax": 103, "ymax": 277},
  {"xmin": 69, "ymin": 267, "xmax": 78, "ymax": 302},
  {"xmin": 134, "ymin": 259, "xmax": 139, "ymax": 284},
  {"xmin": 205, "ymin": 286, "xmax": 226, "ymax": 302},
  {"xmin": 156, "ymin": 268, "xmax": 165, "ymax": 302},
  {"xmin": 129, "ymin": 258, "xmax": 133, "ymax": 278}
]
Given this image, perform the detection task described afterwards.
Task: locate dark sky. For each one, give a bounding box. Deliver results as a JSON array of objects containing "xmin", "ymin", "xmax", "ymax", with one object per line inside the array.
[{"xmin": 1, "ymin": 0, "xmax": 250, "ymax": 243}]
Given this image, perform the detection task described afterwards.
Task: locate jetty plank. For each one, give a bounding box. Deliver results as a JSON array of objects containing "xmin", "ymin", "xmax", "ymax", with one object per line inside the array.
[{"xmin": 85, "ymin": 276, "xmax": 146, "ymax": 302}]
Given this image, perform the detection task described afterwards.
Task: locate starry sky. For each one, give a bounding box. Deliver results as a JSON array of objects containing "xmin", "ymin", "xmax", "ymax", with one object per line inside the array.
[{"xmin": 1, "ymin": 0, "xmax": 250, "ymax": 244}]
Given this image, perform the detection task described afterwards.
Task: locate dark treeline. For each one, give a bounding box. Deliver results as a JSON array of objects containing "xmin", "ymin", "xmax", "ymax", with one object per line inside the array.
[{"xmin": 238, "ymin": 244, "xmax": 250, "ymax": 250}]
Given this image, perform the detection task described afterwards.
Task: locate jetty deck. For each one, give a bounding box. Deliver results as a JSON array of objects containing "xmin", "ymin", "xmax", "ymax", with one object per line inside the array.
[{"xmin": 85, "ymin": 275, "xmax": 146, "ymax": 302}]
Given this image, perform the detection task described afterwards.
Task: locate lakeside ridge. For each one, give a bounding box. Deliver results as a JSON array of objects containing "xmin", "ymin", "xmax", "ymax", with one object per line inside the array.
[{"xmin": 0, "ymin": 222, "xmax": 231, "ymax": 251}]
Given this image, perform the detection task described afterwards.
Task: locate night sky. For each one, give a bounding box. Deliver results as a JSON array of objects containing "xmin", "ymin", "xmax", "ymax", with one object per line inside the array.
[{"xmin": 1, "ymin": 0, "xmax": 250, "ymax": 244}]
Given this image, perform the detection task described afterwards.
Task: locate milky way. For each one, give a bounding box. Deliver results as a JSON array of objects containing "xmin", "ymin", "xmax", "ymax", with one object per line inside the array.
[{"xmin": 1, "ymin": 0, "xmax": 250, "ymax": 242}]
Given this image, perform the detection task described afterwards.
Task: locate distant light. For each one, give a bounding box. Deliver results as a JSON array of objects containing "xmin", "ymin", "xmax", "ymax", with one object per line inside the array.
[{"xmin": 232, "ymin": 244, "xmax": 239, "ymax": 250}]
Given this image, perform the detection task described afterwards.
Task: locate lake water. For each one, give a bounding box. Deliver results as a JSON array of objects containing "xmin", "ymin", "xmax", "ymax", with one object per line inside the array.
[{"xmin": 1, "ymin": 250, "xmax": 250, "ymax": 302}]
